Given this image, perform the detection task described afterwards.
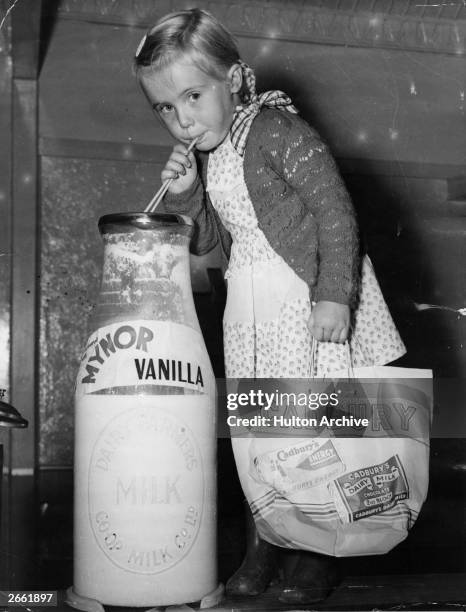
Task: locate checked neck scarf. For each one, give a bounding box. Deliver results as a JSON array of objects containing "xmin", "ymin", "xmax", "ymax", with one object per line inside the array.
[{"xmin": 230, "ymin": 91, "xmax": 298, "ymax": 156}]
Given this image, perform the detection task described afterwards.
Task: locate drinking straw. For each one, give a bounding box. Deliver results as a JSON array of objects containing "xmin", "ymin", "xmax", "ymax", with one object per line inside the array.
[{"xmin": 144, "ymin": 137, "xmax": 199, "ymax": 213}]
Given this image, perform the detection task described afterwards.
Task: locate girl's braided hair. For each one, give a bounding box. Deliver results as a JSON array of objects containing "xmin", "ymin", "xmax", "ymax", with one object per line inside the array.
[
  {"xmin": 134, "ymin": 8, "xmax": 256, "ymax": 104},
  {"xmin": 238, "ymin": 60, "xmax": 257, "ymax": 105}
]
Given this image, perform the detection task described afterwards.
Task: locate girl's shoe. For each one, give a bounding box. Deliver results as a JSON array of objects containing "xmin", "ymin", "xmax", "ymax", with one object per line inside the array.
[
  {"xmin": 226, "ymin": 502, "xmax": 278, "ymax": 596},
  {"xmin": 279, "ymin": 550, "xmax": 340, "ymax": 604}
]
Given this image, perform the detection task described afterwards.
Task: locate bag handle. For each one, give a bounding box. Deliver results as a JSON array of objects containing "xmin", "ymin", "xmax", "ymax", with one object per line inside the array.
[{"xmin": 310, "ymin": 336, "xmax": 355, "ymax": 378}]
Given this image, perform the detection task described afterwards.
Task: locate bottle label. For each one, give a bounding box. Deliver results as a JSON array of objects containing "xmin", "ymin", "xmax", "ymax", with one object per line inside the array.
[
  {"xmin": 87, "ymin": 402, "xmax": 205, "ymax": 574},
  {"xmin": 76, "ymin": 320, "xmax": 208, "ymax": 395}
]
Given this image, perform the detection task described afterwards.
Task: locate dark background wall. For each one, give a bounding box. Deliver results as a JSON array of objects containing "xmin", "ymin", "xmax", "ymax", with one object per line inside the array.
[{"xmin": 0, "ymin": 0, "xmax": 464, "ymax": 479}]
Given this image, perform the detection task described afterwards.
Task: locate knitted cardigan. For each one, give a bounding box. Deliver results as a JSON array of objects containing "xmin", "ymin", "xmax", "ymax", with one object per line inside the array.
[{"xmin": 164, "ymin": 108, "xmax": 360, "ymax": 306}]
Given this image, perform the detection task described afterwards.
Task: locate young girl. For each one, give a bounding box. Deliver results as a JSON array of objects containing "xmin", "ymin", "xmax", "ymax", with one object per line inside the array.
[{"xmin": 134, "ymin": 8, "xmax": 406, "ymax": 604}]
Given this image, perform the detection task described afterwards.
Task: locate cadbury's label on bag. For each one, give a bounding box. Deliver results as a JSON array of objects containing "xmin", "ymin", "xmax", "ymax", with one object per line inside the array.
[
  {"xmin": 76, "ymin": 321, "xmax": 208, "ymax": 395},
  {"xmin": 253, "ymin": 439, "xmax": 345, "ymax": 494},
  {"xmin": 329, "ymin": 455, "xmax": 409, "ymax": 523}
]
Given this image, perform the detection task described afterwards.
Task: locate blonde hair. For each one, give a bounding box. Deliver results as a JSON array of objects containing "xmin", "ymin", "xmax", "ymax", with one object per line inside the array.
[{"xmin": 134, "ymin": 8, "xmax": 256, "ymax": 103}]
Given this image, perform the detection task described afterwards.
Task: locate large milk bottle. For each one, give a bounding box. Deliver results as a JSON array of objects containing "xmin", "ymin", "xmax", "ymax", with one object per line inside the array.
[{"xmin": 72, "ymin": 213, "xmax": 218, "ymax": 607}]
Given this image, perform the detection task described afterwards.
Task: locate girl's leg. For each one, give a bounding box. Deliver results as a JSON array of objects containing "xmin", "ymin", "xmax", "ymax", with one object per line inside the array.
[
  {"xmin": 226, "ymin": 501, "xmax": 340, "ymax": 601},
  {"xmin": 279, "ymin": 550, "xmax": 341, "ymax": 604},
  {"xmin": 226, "ymin": 500, "xmax": 278, "ymax": 596}
]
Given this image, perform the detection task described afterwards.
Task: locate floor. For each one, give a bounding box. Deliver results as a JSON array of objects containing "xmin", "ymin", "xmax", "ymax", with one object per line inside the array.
[
  {"xmin": 12, "ymin": 573, "xmax": 465, "ymax": 612},
  {"xmin": 3, "ymin": 570, "xmax": 466, "ymax": 611}
]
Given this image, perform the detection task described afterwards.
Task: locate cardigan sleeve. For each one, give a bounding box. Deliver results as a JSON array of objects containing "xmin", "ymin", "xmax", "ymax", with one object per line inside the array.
[
  {"xmin": 268, "ymin": 112, "xmax": 359, "ymax": 306},
  {"xmin": 163, "ymin": 165, "xmax": 219, "ymax": 256}
]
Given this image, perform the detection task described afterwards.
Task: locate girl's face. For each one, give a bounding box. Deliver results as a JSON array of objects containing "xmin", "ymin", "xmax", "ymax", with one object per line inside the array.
[{"xmin": 139, "ymin": 57, "xmax": 241, "ymax": 151}]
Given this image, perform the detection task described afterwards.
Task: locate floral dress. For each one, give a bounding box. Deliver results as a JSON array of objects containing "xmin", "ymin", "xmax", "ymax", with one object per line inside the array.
[{"xmin": 206, "ymin": 136, "xmax": 406, "ymax": 379}]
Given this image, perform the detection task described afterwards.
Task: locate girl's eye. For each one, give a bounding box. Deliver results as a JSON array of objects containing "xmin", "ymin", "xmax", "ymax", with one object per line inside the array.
[
  {"xmin": 188, "ymin": 92, "xmax": 200, "ymax": 103},
  {"xmin": 157, "ymin": 104, "xmax": 174, "ymax": 115}
]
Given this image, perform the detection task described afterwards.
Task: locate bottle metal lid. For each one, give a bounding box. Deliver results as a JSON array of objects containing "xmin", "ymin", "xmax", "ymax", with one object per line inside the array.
[{"xmin": 98, "ymin": 212, "xmax": 194, "ymax": 234}]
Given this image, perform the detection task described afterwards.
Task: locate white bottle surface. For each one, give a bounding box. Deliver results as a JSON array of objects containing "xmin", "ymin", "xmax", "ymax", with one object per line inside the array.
[{"xmin": 74, "ymin": 320, "xmax": 217, "ymax": 606}]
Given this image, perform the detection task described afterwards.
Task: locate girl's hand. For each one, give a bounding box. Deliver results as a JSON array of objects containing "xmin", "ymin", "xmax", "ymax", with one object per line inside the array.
[
  {"xmin": 308, "ymin": 301, "xmax": 350, "ymax": 343},
  {"xmin": 162, "ymin": 143, "xmax": 198, "ymax": 195}
]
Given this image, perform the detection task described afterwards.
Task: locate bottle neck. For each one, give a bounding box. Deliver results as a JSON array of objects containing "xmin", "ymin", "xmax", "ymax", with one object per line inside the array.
[{"xmin": 90, "ymin": 227, "xmax": 199, "ymax": 333}]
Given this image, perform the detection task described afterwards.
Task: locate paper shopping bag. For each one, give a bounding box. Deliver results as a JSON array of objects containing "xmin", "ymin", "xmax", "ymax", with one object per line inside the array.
[{"xmin": 245, "ymin": 367, "xmax": 432, "ymax": 556}]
